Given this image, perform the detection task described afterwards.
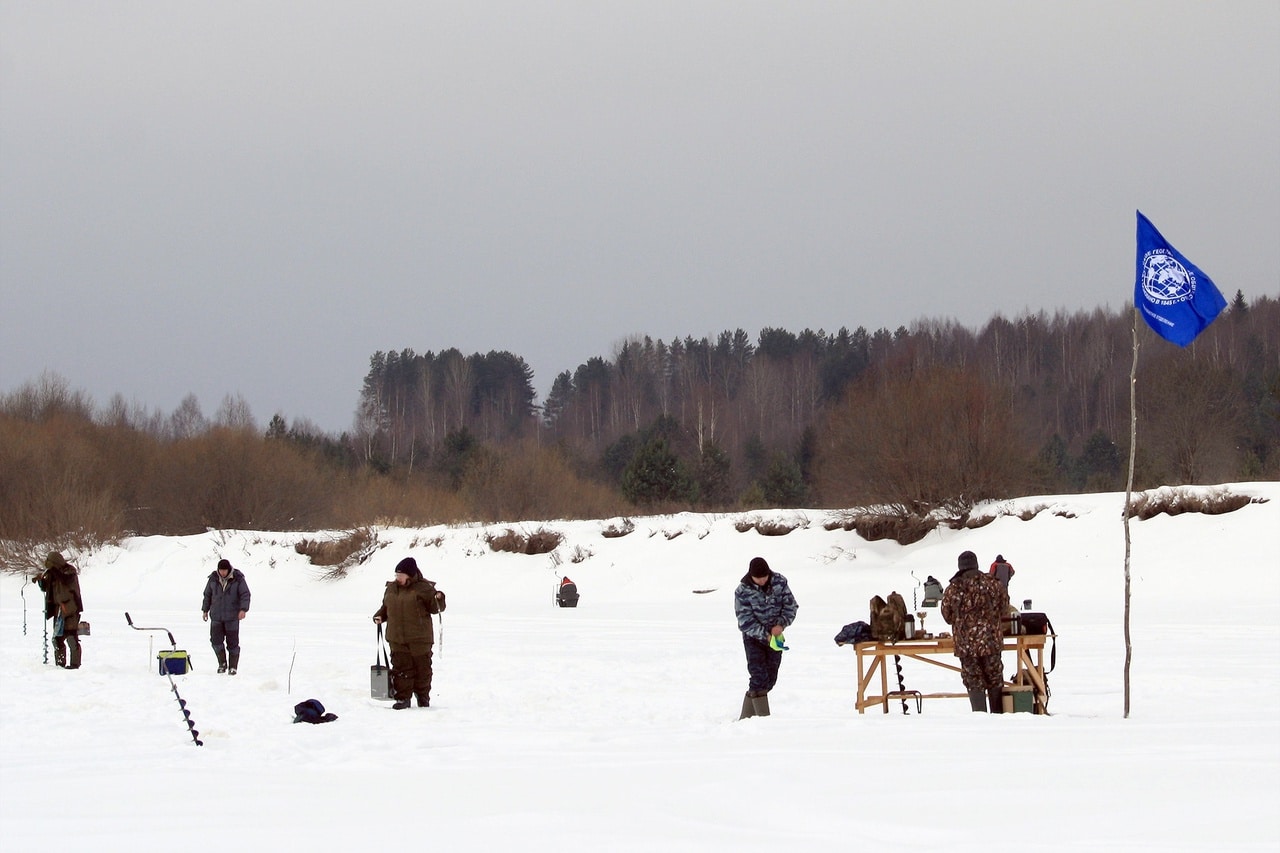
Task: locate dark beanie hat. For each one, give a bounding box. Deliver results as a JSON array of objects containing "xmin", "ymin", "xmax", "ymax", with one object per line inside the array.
[
  {"xmin": 748, "ymin": 557, "xmax": 772, "ymax": 578},
  {"xmin": 957, "ymin": 551, "xmax": 979, "ymax": 571},
  {"xmin": 395, "ymin": 557, "xmax": 419, "ymax": 577},
  {"xmin": 217, "ymin": 559, "xmax": 232, "ymax": 572}
]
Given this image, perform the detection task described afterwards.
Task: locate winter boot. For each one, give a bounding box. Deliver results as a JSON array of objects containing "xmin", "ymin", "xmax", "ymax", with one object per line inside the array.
[
  {"xmin": 739, "ymin": 692, "xmax": 755, "ymax": 720},
  {"xmin": 53, "ymin": 646, "xmax": 67, "ymax": 668},
  {"xmin": 228, "ymin": 652, "xmax": 239, "ymax": 676},
  {"xmin": 216, "ymin": 650, "xmax": 228, "ymax": 674},
  {"xmin": 68, "ymin": 638, "xmax": 81, "ymax": 669},
  {"xmin": 987, "ymin": 687, "xmax": 1004, "ymax": 714},
  {"xmin": 415, "ymin": 693, "xmax": 430, "ymax": 708},
  {"xmin": 392, "ymin": 699, "xmax": 412, "ymax": 710},
  {"xmin": 750, "ymin": 692, "xmax": 771, "ymax": 717},
  {"xmin": 967, "ymin": 688, "xmax": 987, "ymax": 712}
]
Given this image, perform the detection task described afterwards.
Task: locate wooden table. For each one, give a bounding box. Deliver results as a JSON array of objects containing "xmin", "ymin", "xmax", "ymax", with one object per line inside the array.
[{"xmin": 853, "ymin": 634, "xmax": 1052, "ymax": 714}]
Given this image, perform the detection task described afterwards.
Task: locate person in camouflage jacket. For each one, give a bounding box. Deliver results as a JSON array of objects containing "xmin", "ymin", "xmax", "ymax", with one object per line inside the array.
[
  {"xmin": 941, "ymin": 550, "xmax": 1009, "ymax": 713},
  {"xmin": 35, "ymin": 551, "xmax": 84, "ymax": 669},
  {"xmin": 373, "ymin": 557, "xmax": 446, "ymax": 710},
  {"xmin": 733, "ymin": 556, "xmax": 798, "ymax": 719}
]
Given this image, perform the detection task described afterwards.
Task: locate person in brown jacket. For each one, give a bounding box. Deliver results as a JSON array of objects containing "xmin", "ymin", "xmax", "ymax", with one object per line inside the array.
[
  {"xmin": 941, "ymin": 550, "xmax": 1009, "ymax": 713},
  {"xmin": 372, "ymin": 557, "xmax": 446, "ymax": 710},
  {"xmin": 35, "ymin": 552, "xmax": 84, "ymax": 669}
]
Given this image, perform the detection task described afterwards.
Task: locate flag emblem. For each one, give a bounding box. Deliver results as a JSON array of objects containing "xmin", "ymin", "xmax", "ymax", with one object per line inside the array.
[{"xmin": 1140, "ymin": 250, "xmax": 1196, "ymax": 305}]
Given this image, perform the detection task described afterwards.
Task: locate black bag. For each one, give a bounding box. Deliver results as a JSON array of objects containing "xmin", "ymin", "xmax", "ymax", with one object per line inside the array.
[
  {"xmin": 293, "ymin": 699, "xmax": 338, "ymax": 724},
  {"xmin": 834, "ymin": 621, "xmax": 874, "ymax": 646},
  {"xmin": 1019, "ymin": 612, "xmax": 1052, "ymax": 635},
  {"xmin": 1018, "ymin": 612, "xmax": 1057, "ymax": 674}
]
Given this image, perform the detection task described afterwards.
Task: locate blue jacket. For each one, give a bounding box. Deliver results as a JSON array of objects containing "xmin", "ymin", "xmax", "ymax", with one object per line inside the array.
[
  {"xmin": 734, "ymin": 571, "xmax": 798, "ymax": 643},
  {"xmin": 202, "ymin": 569, "xmax": 251, "ymax": 621}
]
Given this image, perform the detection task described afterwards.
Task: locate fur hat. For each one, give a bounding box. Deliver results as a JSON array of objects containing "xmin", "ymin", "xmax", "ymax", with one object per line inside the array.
[
  {"xmin": 748, "ymin": 557, "xmax": 772, "ymax": 578},
  {"xmin": 394, "ymin": 557, "xmax": 420, "ymax": 578},
  {"xmin": 217, "ymin": 559, "xmax": 232, "ymax": 572},
  {"xmin": 44, "ymin": 552, "xmax": 66, "ymax": 570},
  {"xmin": 957, "ymin": 551, "xmax": 979, "ymax": 572}
]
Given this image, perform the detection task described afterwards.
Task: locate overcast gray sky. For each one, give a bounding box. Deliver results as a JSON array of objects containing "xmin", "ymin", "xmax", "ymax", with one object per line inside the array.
[{"xmin": 3, "ymin": 2, "xmax": 1277, "ymax": 434}]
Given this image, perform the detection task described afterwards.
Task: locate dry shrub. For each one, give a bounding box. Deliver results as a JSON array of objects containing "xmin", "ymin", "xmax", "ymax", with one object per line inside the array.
[
  {"xmin": 0, "ymin": 414, "xmax": 124, "ymax": 569},
  {"xmin": 569, "ymin": 545, "xmax": 592, "ymax": 563},
  {"xmin": 601, "ymin": 519, "xmax": 635, "ymax": 538},
  {"xmin": 850, "ymin": 512, "xmax": 937, "ymax": 545},
  {"xmin": 963, "ymin": 514, "xmax": 996, "ymax": 530},
  {"xmin": 734, "ymin": 519, "xmax": 755, "ymax": 532},
  {"xmin": 462, "ymin": 441, "xmax": 627, "ymax": 523},
  {"xmin": 295, "ymin": 526, "xmax": 378, "ymax": 571},
  {"xmin": 754, "ymin": 519, "xmax": 799, "ymax": 536},
  {"xmin": 664, "ymin": 529, "xmax": 684, "ymax": 540},
  {"xmin": 331, "ymin": 473, "xmax": 469, "ymax": 529},
  {"xmin": 815, "ymin": 366, "xmax": 1026, "ymax": 511},
  {"xmin": 486, "ymin": 526, "xmax": 563, "ymax": 555},
  {"xmin": 141, "ymin": 427, "xmax": 335, "ymax": 534},
  {"xmin": 1128, "ymin": 487, "xmax": 1260, "ymax": 520}
]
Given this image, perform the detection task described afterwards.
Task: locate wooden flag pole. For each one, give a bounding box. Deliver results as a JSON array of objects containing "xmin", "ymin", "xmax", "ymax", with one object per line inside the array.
[{"xmin": 1123, "ymin": 310, "xmax": 1140, "ymax": 718}]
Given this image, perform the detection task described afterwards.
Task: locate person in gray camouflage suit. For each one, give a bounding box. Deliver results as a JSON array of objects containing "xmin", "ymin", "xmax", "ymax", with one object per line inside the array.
[
  {"xmin": 941, "ymin": 550, "xmax": 1009, "ymax": 713},
  {"xmin": 734, "ymin": 556, "xmax": 798, "ymax": 719}
]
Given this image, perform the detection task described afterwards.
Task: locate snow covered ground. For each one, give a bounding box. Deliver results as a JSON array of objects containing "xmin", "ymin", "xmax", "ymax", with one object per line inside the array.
[{"xmin": 2, "ymin": 484, "xmax": 1277, "ymax": 851}]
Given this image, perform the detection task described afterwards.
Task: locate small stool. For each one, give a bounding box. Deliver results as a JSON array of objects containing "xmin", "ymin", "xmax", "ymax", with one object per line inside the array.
[{"xmin": 887, "ymin": 689, "xmax": 923, "ymax": 714}]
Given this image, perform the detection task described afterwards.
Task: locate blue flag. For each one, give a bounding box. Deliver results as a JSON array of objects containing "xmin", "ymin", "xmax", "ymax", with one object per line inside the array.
[{"xmin": 1134, "ymin": 211, "xmax": 1226, "ymax": 347}]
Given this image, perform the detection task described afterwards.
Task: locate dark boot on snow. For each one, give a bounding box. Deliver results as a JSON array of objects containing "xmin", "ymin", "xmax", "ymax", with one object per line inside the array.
[
  {"xmin": 216, "ymin": 650, "xmax": 228, "ymax": 674},
  {"xmin": 750, "ymin": 692, "xmax": 771, "ymax": 717},
  {"xmin": 739, "ymin": 692, "xmax": 755, "ymax": 720},
  {"xmin": 987, "ymin": 687, "xmax": 1004, "ymax": 714},
  {"xmin": 967, "ymin": 688, "xmax": 987, "ymax": 712},
  {"xmin": 228, "ymin": 652, "xmax": 239, "ymax": 675},
  {"xmin": 392, "ymin": 700, "xmax": 412, "ymax": 710}
]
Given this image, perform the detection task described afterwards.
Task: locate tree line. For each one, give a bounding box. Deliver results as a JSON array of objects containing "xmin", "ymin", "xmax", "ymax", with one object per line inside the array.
[
  {"xmin": 2, "ymin": 294, "xmax": 1276, "ymax": 559},
  {"xmin": 357, "ymin": 293, "xmax": 1278, "ymax": 508}
]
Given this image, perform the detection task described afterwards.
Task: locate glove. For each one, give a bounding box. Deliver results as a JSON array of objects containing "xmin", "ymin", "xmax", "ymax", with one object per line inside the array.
[{"xmin": 769, "ymin": 634, "xmax": 789, "ymax": 652}]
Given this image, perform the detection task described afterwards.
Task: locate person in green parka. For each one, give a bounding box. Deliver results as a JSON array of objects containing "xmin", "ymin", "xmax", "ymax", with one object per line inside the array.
[{"xmin": 372, "ymin": 557, "xmax": 446, "ymax": 710}]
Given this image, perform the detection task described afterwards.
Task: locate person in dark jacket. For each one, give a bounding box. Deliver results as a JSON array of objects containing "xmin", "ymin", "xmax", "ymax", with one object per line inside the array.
[
  {"xmin": 373, "ymin": 557, "xmax": 446, "ymax": 710},
  {"xmin": 35, "ymin": 552, "xmax": 84, "ymax": 669},
  {"xmin": 202, "ymin": 558, "xmax": 251, "ymax": 674},
  {"xmin": 941, "ymin": 550, "xmax": 1009, "ymax": 712},
  {"xmin": 733, "ymin": 556, "xmax": 798, "ymax": 719}
]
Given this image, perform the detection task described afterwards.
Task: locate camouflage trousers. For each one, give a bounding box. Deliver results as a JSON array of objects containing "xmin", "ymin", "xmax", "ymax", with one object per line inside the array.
[{"xmin": 958, "ymin": 651, "xmax": 1003, "ymax": 691}]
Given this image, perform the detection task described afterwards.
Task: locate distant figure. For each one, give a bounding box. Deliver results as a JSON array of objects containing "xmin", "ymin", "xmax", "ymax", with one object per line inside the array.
[
  {"xmin": 734, "ymin": 557, "xmax": 798, "ymax": 719},
  {"xmin": 202, "ymin": 558, "xmax": 251, "ymax": 674},
  {"xmin": 988, "ymin": 554, "xmax": 1016, "ymax": 588},
  {"xmin": 921, "ymin": 575, "xmax": 944, "ymax": 607},
  {"xmin": 942, "ymin": 550, "xmax": 1009, "ymax": 713},
  {"xmin": 35, "ymin": 552, "xmax": 84, "ymax": 669},
  {"xmin": 373, "ymin": 557, "xmax": 446, "ymax": 710},
  {"xmin": 557, "ymin": 576, "xmax": 579, "ymax": 608}
]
